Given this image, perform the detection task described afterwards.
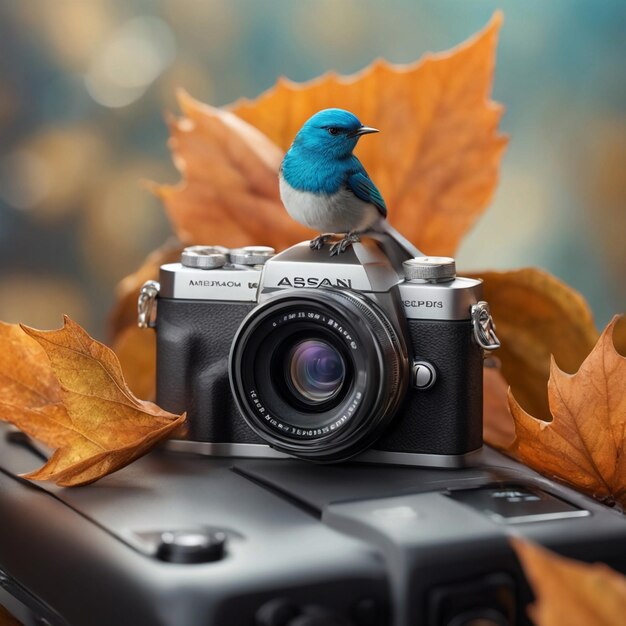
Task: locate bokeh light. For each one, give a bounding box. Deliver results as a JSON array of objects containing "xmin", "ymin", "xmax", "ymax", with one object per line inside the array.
[
  {"xmin": 0, "ymin": 0, "xmax": 624, "ymax": 338},
  {"xmin": 85, "ymin": 16, "xmax": 176, "ymax": 108}
]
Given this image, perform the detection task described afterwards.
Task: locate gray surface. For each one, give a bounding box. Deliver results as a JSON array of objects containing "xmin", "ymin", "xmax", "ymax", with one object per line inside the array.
[{"xmin": 1, "ymin": 425, "xmax": 626, "ymax": 626}]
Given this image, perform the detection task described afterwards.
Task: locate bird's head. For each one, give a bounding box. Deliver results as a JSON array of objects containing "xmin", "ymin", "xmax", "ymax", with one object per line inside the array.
[{"xmin": 291, "ymin": 108, "xmax": 378, "ymax": 159}]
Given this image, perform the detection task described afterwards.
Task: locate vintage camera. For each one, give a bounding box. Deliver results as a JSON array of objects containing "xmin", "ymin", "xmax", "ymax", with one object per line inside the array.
[{"xmin": 138, "ymin": 233, "xmax": 500, "ymax": 467}]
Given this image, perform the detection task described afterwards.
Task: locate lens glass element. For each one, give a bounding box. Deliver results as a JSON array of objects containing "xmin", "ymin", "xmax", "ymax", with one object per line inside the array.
[{"xmin": 288, "ymin": 339, "xmax": 345, "ymax": 403}]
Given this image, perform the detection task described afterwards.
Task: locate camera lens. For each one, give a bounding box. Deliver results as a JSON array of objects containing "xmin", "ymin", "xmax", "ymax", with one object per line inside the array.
[
  {"xmin": 230, "ymin": 289, "xmax": 409, "ymax": 463},
  {"xmin": 288, "ymin": 339, "xmax": 346, "ymax": 403}
]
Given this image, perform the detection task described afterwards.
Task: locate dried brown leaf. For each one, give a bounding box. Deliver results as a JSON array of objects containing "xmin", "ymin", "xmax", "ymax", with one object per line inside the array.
[
  {"xmin": 0, "ymin": 318, "xmax": 185, "ymax": 486},
  {"xmin": 507, "ymin": 316, "xmax": 626, "ymax": 508},
  {"xmin": 152, "ymin": 94, "xmax": 312, "ymax": 249},
  {"xmin": 153, "ymin": 13, "xmax": 505, "ymax": 257},
  {"xmin": 475, "ymin": 268, "xmax": 599, "ymax": 422},
  {"xmin": 112, "ymin": 325, "xmax": 157, "ymax": 402},
  {"xmin": 512, "ymin": 538, "xmax": 626, "ymax": 626},
  {"xmin": 108, "ymin": 238, "xmax": 183, "ymax": 340},
  {"xmin": 230, "ymin": 12, "xmax": 506, "ymax": 256}
]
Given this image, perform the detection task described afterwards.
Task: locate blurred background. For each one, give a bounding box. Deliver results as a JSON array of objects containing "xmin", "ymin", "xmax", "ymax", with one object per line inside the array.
[{"xmin": 0, "ymin": 0, "xmax": 624, "ymax": 338}]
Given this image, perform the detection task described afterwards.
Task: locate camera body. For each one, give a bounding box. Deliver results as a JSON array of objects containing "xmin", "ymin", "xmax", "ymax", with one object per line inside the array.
[
  {"xmin": 141, "ymin": 234, "xmax": 498, "ymax": 467},
  {"xmin": 4, "ymin": 421, "xmax": 626, "ymax": 626}
]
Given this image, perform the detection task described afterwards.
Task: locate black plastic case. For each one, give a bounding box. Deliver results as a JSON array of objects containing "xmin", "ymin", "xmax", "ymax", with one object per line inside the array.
[{"xmin": 1, "ymin": 422, "xmax": 625, "ymax": 626}]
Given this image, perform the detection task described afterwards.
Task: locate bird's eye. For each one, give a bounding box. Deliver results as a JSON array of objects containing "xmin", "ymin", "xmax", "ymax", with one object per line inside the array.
[{"xmin": 327, "ymin": 127, "xmax": 340, "ymax": 136}]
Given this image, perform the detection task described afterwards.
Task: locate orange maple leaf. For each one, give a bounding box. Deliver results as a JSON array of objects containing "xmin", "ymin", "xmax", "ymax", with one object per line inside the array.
[
  {"xmin": 154, "ymin": 12, "xmax": 506, "ymax": 257},
  {"xmin": 506, "ymin": 316, "xmax": 626, "ymax": 509}
]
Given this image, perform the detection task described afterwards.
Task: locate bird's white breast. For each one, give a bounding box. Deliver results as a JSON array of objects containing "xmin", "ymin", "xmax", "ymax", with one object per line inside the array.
[{"xmin": 279, "ymin": 174, "xmax": 380, "ymax": 233}]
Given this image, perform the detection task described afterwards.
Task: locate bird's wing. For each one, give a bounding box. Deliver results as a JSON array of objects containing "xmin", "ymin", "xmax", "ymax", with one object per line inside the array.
[{"xmin": 346, "ymin": 168, "xmax": 387, "ymax": 218}]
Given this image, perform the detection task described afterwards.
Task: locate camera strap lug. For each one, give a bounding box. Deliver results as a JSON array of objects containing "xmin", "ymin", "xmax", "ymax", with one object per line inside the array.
[
  {"xmin": 471, "ymin": 301, "xmax": 500, "ymax": 353},
  {"xmin": 138, "ymin": 280, "xmax": 160, "ymax": 329}
]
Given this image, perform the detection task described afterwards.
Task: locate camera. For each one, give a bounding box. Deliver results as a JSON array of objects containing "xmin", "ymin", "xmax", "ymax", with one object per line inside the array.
[{"xmin": 138, "ymin": 233, "xmax": 499, "ymax": 467}]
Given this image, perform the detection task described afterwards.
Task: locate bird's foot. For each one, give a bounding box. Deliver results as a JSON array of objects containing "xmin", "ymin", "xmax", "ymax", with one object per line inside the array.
[
  {"xmin": 310, "ymin": 233, "xmax": 333, "ymax": 250},
  {"xmin": 329, "ymin": 232, "xmax": 360, "ymax": 256}
]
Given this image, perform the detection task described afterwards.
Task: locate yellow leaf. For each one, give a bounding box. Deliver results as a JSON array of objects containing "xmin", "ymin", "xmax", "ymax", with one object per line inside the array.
[
  {"xmin": 512, "ymin": 539, "xmax": 626, "ymax": 626},
  {"xmin": 154, "ymin": 12, "xmax": 506, "ymax": 257},
  {"xmin": 0, "ymin": 318, "xmax": 185, "ymax": 486},
  {"xmin": 507, "ymin": 316, "xmax": 626, "ymax": 508}
]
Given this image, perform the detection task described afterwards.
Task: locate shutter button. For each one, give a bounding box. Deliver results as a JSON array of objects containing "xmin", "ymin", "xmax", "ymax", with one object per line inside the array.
[{"xmin": 156, "ymin": 529, "xmax": 227, "ymax": 564}]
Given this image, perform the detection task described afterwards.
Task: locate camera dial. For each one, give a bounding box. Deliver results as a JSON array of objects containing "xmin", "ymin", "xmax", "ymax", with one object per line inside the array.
[
  {"xmin": 403, "ymin": 256, "xmax": 456, "ymax": 282},
  {"xmin": 229, "ymin": 246, "xmax": 275, "ymax": 265},
  {"xmin": 181, "ymin": 246, "xmax": 229, "ymax": 269}
]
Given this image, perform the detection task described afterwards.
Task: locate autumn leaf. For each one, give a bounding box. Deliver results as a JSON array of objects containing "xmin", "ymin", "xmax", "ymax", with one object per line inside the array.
[
  {"xmin": 230, "ymin": 12, "xmax": 506, "ymax": 256},
  {"xmin": 505, "ymin": 316, "xmax": 626, "ymax": 509},
  {"xmin": 108, "ymin": 238, "xmax": 184, "ymax": 339},
  {"xmin": 106, "ymin": 240, "xmax": 184, "ymax": 399},
  {"xmin": 483, "ymin": 365, "xmax": 515, "ymax": 449},
  {"xmin": 614, "ymin": 314, "xmax": 626, "ymax": 357},
  {"xmin": 112, "ymin": 324, "xmax": 158, "ymax": 401},
  {"xmin": 0, "ymin": 317, "xmax": 185, "ymax": 486},
  {"xmin": 474, "ymin": 268, "xmax": 599, "ymax": 425},
  {"xmin": 151, "ymin": 94, "xmax": 312, "ymax": 250},
  {"xmin": 512, "ymin": 538, "xmax": 626, "ymax": 626},
  {"xmin": 153, "ymin": 12, "xmax": 506, "ymax": 257}
]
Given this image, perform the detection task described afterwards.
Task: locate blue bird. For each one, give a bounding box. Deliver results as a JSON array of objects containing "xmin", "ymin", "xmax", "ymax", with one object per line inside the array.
[{"xmin": 279, "ymin": 108, "xmax": 416, "ymax": 256}]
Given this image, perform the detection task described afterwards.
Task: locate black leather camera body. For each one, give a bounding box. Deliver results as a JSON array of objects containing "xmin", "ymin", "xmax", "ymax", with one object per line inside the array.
[{"xmin": 140, "ymin": 234, "xmax": 500, "ymax": 467}]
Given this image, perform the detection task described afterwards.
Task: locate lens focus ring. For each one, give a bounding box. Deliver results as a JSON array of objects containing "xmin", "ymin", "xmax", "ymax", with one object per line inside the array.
[
  {"xmin": 229, "ymin": 289, "xmax": 409, "ymax": 462},
  {"xmin": 327, "ymin": 289, "xmax": 404, "ymax": 404}
]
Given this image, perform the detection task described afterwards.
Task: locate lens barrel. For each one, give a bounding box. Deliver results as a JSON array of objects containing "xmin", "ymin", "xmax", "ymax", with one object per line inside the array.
[{"xmin": 229, "ymin": 289, "xmax": 408, "ymax": 462}]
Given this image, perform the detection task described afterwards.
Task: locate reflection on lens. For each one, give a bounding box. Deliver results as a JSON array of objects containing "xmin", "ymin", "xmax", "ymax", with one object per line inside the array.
[{"xmin": 288, "ymin": 339, "xmax": 345, "ymax": 403}]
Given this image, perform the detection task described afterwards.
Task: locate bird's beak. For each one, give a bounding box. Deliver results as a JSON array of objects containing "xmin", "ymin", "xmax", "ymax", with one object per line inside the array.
[{"xmin": 348, "ymin": 126, "xmax": 379, "ymax": 138}]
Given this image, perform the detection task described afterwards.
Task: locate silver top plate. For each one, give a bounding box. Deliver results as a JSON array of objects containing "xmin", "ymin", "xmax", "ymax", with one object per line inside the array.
[
  {"xmin": 160, "ymin": 263, "xmax": 262, "ymax": 301},
  {"xmin": 398, "ymin": 277, "xmax": 483, "ymax": 321},
  {"xmin": 158, "ymin": 237, "xmax": 483, "ymax": 322},
  {"xmin": 260, "ymin": 239, "xmax": 404, "ymax": 296}
]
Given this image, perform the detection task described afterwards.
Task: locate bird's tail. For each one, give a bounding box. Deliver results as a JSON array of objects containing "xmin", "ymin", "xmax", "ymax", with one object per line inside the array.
[{"xmin": 371, "ymin": 220, "xmax": 423, "ymax": 260}]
